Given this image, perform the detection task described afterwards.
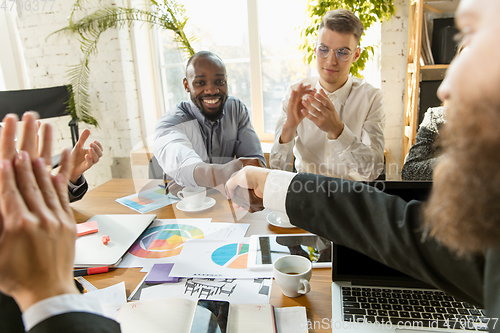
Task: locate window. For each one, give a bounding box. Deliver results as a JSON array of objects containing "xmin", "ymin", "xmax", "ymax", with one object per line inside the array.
[
  {"xmin": 156, "ymin": 0, "xmax": 381, "ymax": 141},
  {"xmin": 156, "ymin": 0, "xmax": 252, "ymax": 120},
  {"xmin": 256, "ymin": 0, "xmax": 313, "ymax": 134}
]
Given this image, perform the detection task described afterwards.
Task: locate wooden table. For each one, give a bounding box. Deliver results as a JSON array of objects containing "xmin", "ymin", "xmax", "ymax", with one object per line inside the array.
[{"xmin": 71, "ymin": 179, "xmax": 332, "ymax": 332}]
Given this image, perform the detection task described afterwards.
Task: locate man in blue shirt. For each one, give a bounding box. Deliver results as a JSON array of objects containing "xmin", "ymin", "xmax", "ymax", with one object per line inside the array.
[{"xmin": 154, "ymin": 51, "xmax": 265, "ymax": 197}]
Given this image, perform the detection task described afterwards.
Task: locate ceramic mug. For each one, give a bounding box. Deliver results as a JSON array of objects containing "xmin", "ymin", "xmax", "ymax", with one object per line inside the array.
[
  {"xmin": 273, "ymin": 255, "xmax": 312, "ymax": 297},
  {"xmin": 177, "ymin": 187, "xmax": 206, "ymax": 208}
]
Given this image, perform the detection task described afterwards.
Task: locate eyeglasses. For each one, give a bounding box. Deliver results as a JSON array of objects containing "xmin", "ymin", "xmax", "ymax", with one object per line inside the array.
[{"xmin": 316, "ymin": 45, "xmax": 354, "ymax": 61}]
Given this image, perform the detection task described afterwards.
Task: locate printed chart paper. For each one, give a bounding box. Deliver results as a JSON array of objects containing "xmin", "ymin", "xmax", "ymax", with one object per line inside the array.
[
  {"xmin": 140, "ymin": 277, "xmax": 272, "ymax": 304},
  {"xmin": 129, "ymin": 274, "xmax": 271, "ymax": 304},
  {"xmin": 170, "ymin": 239, "xmax": 274, "ymax": 279},
  {"xmin": 117, "ymin": 219, "xmax": 249, "ymax": 269},
  {"xmin": 115, "ymin": 187, "xmax": 180, "ymax": 213}
]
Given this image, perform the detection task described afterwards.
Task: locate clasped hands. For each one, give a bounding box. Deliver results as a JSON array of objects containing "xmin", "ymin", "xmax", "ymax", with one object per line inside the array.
[{"xmin": 281, "ymin": 83, "xmax": 344, "ymax": 143}]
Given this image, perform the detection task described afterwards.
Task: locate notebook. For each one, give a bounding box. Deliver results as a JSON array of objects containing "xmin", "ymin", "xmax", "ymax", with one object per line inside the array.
[
  {"xmin": 74, "ymin": 214, "xmax": 156, "ymax": 267},
  {"xmin": 330, "ymin": 182, "xmax": 488, "ymax": 332}
]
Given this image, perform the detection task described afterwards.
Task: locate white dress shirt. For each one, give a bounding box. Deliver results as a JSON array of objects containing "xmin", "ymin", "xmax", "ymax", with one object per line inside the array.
[
  {"xmin": 22, "ymin": 294, "xmax": 104, "ymax": 331},
  {"xmin": 154, "ymin": 97, "xmax": 265, "ymax": 188},
  {"xmin": 270, "ymin": 76, "xmax": 385, "ymax": 181}
]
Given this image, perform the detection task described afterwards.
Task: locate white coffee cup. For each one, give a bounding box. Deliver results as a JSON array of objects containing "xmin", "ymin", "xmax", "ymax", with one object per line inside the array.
[
  {"xmin": 177, "ymin": 187, "xmax": 206, "ymax": 209},
  {"xmin": 273, "ymin": 255, "xmax": 312, "ymax": 297}
]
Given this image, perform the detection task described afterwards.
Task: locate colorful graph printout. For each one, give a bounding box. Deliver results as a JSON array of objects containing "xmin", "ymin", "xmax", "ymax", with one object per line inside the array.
[
  {"xmin": 212, "ymin": 243, "xmax": 249, "ymax": 269},
  {"xmin": 117, "ymin": 219, "xmax": 250, "ymax": 269},
  {"xmin": 129, "ymin": 224, "xmax": 204, "ymax": 258},
  {"xmin": 170, "ymin": 239, "xmax": 273, "ymax": 279},
  {"xmin": 115, "ymin": 187, "xmax": 180, "ymax": 214}
]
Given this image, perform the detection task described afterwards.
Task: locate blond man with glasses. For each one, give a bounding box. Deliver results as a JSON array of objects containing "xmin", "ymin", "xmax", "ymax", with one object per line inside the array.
[{"xmin": 270, "ymin": 9, "xmax": 385, "ymax": 181}]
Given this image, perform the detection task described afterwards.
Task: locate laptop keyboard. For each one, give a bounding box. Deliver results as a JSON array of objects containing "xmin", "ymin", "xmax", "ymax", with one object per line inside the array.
[{"xmin": 341, "ymin": 286, "xmax": 489, "ymax": 331}]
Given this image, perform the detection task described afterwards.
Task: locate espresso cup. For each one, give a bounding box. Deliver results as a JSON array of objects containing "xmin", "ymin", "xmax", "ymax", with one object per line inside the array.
[
  {"xmin": 273, "ymin": 255, "xmax": 312, "ymax": 297},
  {"xmin": 177, "ymin": 187, "xmax": 206, "ymax": 209}
]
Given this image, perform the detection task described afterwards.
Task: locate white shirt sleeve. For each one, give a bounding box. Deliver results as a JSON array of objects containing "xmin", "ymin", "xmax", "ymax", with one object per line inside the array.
[
  {"xmin": 22, "ymin": 294, "xmax": 104, "ymax": 331},
  {"xmin": 263, "ymin": 170, "xmax": 296, "ymax": 214},
  {"xmin": 154, "ymin": 118, "xmax": 204, "ymax": 188},
  {"xmin": 326, "ymin": 90, "xmax": 386, "ymax": 181}
]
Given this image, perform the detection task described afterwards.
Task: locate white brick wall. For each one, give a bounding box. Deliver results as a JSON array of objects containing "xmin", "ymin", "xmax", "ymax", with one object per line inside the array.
[
  {"xmin": 381, "ymin": 0, "xmax": 409, "ymax": 180},
  {"xmin": 14, "ymin": 0, "xmax": 143, "ymax": 189}
]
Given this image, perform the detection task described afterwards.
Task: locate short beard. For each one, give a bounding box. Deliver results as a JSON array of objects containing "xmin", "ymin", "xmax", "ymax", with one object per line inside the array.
[
  {"xmin": 199, "ymin": 104, "xmax": 224, "ymax": 122},
  {"xmin": 191, "ymin": 95, "xmax": 226, "ymax": 122},
  {"xmin": 424, "ymin": 94, "xmax": 500, "ymax": 257}
]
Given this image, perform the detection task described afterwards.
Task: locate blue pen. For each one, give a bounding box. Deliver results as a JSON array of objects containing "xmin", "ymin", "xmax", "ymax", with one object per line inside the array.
[{"xmin": 158, "ymin": 184, "xmax": 166, "ymax": 189}]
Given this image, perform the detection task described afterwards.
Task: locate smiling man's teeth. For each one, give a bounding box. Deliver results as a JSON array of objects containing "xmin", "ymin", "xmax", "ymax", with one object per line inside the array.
[{"xmin": 203, "ymin": 98, "xmax": 219, "ymax": 105}]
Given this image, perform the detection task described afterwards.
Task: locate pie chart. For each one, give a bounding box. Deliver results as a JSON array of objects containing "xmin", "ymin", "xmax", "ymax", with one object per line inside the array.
[
  {"xmin": 211, "ymin": 243, "xmax": 249, "ymax": 269},
  {"xmin": 129, "ymin": 224, "xmax": 204, "ymax": 258}
]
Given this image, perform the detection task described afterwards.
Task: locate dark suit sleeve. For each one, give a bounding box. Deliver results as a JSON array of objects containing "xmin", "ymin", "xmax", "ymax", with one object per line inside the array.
[
  {"xmin": 0, "ymin": 292, "xmax": 25, "ymax": 333},
  {"xmin": 285, "ymin": 174, "xmax": 485, "ymax": 306},
  {"xmin": 0, "ymin": 292, "xmax": 120, "ymax": 333},
  {"xmin": 68, "ymin": 175, "xmax": 89, "ymax": 203},
  {"xmin": 29, "ymin": 312, "xmax": 120, "ymax": 333}
]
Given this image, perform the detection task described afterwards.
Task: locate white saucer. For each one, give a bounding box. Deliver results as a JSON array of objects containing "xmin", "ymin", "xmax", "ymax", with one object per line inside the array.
[
  {"xmin": 176, "ymin": 197, "xmax": 216, "ymax": 213},
  {"xmin": 266, "ymin": 211, "xmax": 296, "ymax": 228}
]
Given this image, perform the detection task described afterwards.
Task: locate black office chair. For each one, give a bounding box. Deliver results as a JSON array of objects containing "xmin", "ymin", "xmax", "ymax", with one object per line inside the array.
[
  {"xmin": 148, "ymin": 155, "xmax": 164, "ymax": 179},
  {"xmin": 0, "ymin": 85, "xmax": 79, "ymax": 146}
]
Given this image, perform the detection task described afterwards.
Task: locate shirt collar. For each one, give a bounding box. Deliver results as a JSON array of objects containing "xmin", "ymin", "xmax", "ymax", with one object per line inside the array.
[{"xmin": 315, "ymin": 76, "xmax": 353, "ymax": 106}]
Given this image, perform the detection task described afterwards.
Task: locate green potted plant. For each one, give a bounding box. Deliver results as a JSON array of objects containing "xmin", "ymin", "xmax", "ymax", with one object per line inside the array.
[
  {"xmin": 300, "ymin": 0, "xmax": 396, "ymax": 77},
  {"xmin": 50, "ymin": 0, "xmax": 196, "ymax": 126}
]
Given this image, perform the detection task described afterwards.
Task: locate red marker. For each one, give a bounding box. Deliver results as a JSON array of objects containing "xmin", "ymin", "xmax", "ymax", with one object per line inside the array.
[{"xmin": 74, "ymin": 266, "xmax": 109, "ymax": 277}]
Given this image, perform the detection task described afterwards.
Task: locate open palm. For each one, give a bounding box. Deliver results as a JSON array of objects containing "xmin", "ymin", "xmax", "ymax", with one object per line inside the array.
[{"xmin": 70, "ymin": 129, "xmax": 103, "ymax": 183}]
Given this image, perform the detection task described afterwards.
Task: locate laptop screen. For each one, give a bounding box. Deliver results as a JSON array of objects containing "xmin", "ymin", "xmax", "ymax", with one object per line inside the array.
[{"xmin": 332, "ymin": 181, "xmax": 434, "ymax": 288}]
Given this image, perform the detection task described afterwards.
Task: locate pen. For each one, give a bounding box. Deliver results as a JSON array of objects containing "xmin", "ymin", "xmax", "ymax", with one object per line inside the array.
[
  {"xmin": 74, "ymin": 266, "xmax": 109, "ymax": 277},
  {"xmin": 158, "ymin": 184, "xmax": 166, "ymax": 189}
]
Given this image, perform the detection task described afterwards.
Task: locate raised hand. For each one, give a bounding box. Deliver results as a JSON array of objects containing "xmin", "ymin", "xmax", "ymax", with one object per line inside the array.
[
  {"xmin": 280, "ymin": 83, "xmax": 316, "ymax": 144},
  {"xmin": 0, "ymin": 113, "xmax": 78, "ymax": 312},
  {"xmin": 69, "ymin": 129, "xmax": 103, "ymax": 184},
  {"xmin": 300, "ymin": 89, "xmax": 344, "ymax": 139}
]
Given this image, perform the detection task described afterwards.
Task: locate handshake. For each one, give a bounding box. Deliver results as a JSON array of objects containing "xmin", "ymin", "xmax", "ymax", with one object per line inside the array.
[
  {"xmin": 166, "ymin": 155, "xmax": 274, "ymax": 215},
  {"xmin": 224, "ymin": 158, "xmax": 272, "ymax": 214}
]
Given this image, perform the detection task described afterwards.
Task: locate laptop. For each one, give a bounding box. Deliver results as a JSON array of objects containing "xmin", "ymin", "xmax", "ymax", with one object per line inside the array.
[
  {"xmin": 74, "ymin": 214, "xmax": 156, "ymax": 267},
  {"xmin": 331, "ymin": 181, "xmax": 488, "ymax": 332}
]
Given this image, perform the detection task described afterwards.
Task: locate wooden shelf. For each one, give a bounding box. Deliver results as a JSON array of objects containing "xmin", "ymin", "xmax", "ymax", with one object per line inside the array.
[
  {"xmin": 423, "ymin": 0, "xmax": 459, "ymax": 14},
  {"xmin": 401, "ymin": 0, "xmax": 458, "ymax": 166},
  {"xmin": 421, "ymin": 64, "xmax": 449, "ymax": 81},
  {"xmin": 421, "ymin": 64, "xmax": 449, "ymax": 70}
]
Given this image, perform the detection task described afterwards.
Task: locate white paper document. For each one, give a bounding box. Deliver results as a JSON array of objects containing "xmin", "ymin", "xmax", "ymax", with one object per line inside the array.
[
  {"xmin": 274, "ymin": 307, "xmax": 309, "ymax": 333},
  {"xmin": 83, "ymin": 282, "xmax": 127, "ymax": 319}
]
